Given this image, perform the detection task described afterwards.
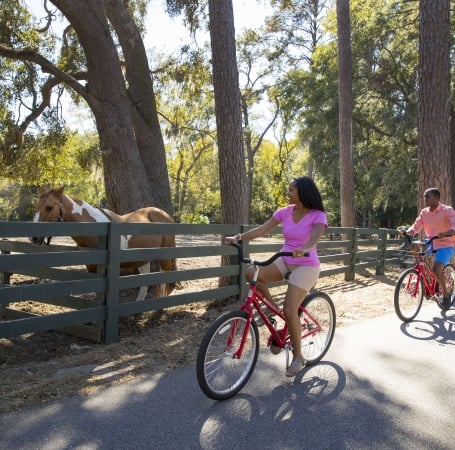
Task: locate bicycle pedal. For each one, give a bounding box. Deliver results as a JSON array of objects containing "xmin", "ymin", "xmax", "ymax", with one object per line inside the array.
[{"xmin": 269, "ymin": 342, "xmax": 282, "ymax": 355}]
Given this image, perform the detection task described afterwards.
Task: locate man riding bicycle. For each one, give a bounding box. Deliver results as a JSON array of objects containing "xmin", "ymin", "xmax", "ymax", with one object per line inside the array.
[{"xmin": 405, "ymin": 188, "xmax": 455, "ymax": 310}]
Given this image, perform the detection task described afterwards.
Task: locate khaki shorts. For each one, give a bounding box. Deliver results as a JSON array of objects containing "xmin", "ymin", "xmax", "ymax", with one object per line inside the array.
[{"xmin": 274, "ymin": 257, "xmax": 320, "ymax": 292}]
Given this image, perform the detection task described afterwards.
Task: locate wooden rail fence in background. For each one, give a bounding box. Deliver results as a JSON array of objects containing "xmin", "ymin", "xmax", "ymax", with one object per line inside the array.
[{"xmin": 0, "ymin": 222, "xmax": 402, "ymax": 343}]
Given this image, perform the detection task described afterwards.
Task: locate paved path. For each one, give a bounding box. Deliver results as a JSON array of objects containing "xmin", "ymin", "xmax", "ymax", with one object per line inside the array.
[{"xmin": 1, "ymin": 303, "xmax": 455, "ymax": 450}]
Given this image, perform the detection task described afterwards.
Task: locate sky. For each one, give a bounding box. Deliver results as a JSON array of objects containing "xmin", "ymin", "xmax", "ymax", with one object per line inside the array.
[
  {"xmin": 27, "ymin": 0, "xmax": 270, "ymax": 53},
  {"xmin": 145, "ymin": 0, "xmax": 270, "ymax": 51}
]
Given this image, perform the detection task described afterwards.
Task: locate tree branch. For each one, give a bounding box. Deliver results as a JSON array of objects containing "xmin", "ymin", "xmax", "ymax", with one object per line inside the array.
[
  {"xmin": 34, "ymin": 0, "xmax": 57, "ymax": 33},
  {"xmin": 0, "ymin": 44, "xmax": 88, "ymax": 99}
]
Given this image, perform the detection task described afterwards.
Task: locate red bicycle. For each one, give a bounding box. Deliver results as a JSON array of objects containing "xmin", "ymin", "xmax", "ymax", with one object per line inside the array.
[
  {"xmin": 196, "ymin": 241, "xmax": 336, "ymax": 400},
  {"xmin": 394, "ymin": 233, "xmax": 455, "ymax": 321}
]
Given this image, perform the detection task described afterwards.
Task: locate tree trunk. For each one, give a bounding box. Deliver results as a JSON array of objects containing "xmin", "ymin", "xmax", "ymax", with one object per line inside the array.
[
  {"xmin": 51, "ymin": 0, "xmax": 172, "ymax": 214},
  {"xmin": 418, "ymin": 0, "xmax": 451, "ymax": 209},
  {"xmin": 450, "ymin": 106, "xmax": 455, "ymax": 202},
  {"xmin": 208, "ymin": 0, "xmax": 247, "ymax": 224},
  {"xmin": 337, "ymin": 0, "xmax": 355, "ymax": 227},
  {"xmin": 105, "ymin": 0, "xmax": 172, "ymax": 213}
]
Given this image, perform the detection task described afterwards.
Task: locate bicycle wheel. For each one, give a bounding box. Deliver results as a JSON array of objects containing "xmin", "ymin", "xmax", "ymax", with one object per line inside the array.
[
  {"xmin": 394, "ymin": 268, "xmax": 423, "ymax": 321},
  {"xmin": 196, "ymin": 310, "xmax": 259, "ymax": 400},
  {"xmin": 299, "ymin": 292, "xmax": 336, "ymax": 365},
  {"xmin": 436, "ymin": 264, "xmax": 455, "ymax": 310}
]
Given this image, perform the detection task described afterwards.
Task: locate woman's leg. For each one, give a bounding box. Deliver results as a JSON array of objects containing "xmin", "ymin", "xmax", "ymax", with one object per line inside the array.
[
  {"xmin": 283, "ymin": 283, "xmax": 307, "ymax": 361},
  {"xmin": 246, "ymin": 264, "xmax": 283, "ymax": 310}
]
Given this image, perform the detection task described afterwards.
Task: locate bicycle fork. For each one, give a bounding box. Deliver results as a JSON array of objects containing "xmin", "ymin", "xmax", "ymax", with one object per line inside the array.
[{"xmin": 226, "ymin": 305, "xmax": 254, "ymax": 360}]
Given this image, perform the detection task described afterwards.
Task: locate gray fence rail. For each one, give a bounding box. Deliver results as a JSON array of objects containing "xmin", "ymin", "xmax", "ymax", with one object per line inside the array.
[{"xmin": 0, "ymin": 222, "xmax": 402, "ymax": 343}]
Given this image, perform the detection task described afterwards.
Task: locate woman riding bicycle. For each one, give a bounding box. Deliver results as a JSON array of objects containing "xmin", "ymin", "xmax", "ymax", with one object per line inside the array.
[
  {"xmin": 226, "ymin": 176, "xmax": 327, "ymax": 377},
  {"xmin": 405, "ymin": 187, "xmax": 455, "ymax": 310}
]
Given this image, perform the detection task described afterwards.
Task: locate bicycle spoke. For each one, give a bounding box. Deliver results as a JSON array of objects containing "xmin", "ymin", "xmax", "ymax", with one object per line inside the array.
[
  {"xmin": 394, "ymin": 268, "xmax": 423, "ymax": 321},
  {"xmin": 196, "ymin": 311, "xmax": 259, "ymax": 400},
  {"xmin": 299, "ymin": 293, "xmax": 336, "ymax": 365}
]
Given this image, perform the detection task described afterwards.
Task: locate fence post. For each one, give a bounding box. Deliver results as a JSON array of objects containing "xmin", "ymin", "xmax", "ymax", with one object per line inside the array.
[
  {"xmin": 345, "ymin": 228, "xmax": 356, "ymax": 281},
  {"xmin": 0, "ymin": 245, "xmax": 10, "ymax": 286},
  {"xmin": 223, "ymin": 226, "xmax": 242, "ymax": 299},
  {"xmin": 239, "ymin": 226, "xmax": 249, "ymax": 301},
  {"xmin": 0, "ymin": 247, "xmax": 10, "ymax": 316},
  {"xmin": 104, "ymin": 222, "xmax": 121, "ymax": 344},
  {"xmin": 376, "ymin": 229, "xmax": 387, "ymax": 275}
]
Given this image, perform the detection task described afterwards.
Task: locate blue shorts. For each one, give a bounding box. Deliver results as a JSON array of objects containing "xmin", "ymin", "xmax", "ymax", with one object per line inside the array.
[{"xmin": 434, "ymin": 247, "xmax": 454, "ymax": 265}]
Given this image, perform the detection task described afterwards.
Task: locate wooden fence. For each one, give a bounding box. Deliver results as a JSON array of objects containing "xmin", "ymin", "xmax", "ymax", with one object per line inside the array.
[{"xmin": 0, "ymin": 222, "xmax": 402, "ymax": 344}]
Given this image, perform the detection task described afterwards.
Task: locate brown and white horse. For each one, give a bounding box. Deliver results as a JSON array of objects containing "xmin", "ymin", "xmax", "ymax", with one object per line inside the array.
[{"xmin": 31, "ymin": 186, "xmax": 176, "ymax": 300}]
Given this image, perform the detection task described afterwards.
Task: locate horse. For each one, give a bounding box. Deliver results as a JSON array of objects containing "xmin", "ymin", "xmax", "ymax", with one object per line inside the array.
[{"xmin": 31, "ymin": 186, "xmax": 176, "ymax": 300}]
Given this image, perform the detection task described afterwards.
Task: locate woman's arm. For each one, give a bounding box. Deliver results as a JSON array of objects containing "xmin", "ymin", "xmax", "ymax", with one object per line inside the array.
[
  {"xmin": 295, "ymin": 223, "xmax": 326, "ymax": 256},
  {"xmin": 226, "ymin": 216, "xmax": 280, "ymax": 242}
]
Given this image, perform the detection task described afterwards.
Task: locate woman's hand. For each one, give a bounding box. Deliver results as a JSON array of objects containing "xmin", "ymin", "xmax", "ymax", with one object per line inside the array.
[
  {"xmin": 293, "ymin": 248, "xmax": 307, "ymax": 258},
  {"xmin": 225, "ymin": 233, "xmax": 241, "ymax": 243}
]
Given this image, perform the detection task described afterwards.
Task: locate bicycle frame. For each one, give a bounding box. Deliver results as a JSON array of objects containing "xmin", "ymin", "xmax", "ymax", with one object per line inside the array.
[
  {"xmin": 401, "ymin": 233, "xmax": 441, "ymax": 298},
  {"xmin": 412, "ymin": 257, "xmax": 438, "ymax": 297},
  {"xmin": 231, "ymin": 273, "xmax": 322, "ymax": 359}
]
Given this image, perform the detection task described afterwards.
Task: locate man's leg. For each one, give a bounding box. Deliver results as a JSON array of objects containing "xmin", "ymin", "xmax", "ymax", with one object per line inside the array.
[
  {"xmin": 433, "ymin": 261, "xmax": 447, "ymax": 296},
  {"xmin": 434, "ymin": 247, "xmax": 455, "ymax": 310}
]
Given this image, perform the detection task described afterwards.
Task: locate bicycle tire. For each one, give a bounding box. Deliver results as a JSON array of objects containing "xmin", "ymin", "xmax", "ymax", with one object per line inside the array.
[
  {"xmin": 196, "ymin": 310, "xmax": 259, "ymax": 400},
  {"xmin": 394, "ymin": 268, "xmax": 423, "ymax": 321},
  {"xmin": 299, "ymin": 292, "xmax": 336, "ymax": 365},
  {"xmin": 436, "ymin": 264, "xmax": 455, "ymax": 310}
]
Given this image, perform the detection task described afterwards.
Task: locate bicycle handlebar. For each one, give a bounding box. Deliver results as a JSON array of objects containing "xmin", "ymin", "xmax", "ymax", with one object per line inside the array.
[
  {"xmin": 402, "ymin": 233, "xmax": 437, "ymax": 246},
  {"xmin": 401, "ymin": 231, "xmax": 454, "ymax": 247},
  {"xmin": 230, "ymin": 240, "xmax": 309, "ymax": 266}
]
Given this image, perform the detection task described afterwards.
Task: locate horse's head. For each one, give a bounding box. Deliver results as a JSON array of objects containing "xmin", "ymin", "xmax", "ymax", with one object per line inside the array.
[{"xmin": 30, "ymin": 186, "xmax": 65, "ymax": 245}]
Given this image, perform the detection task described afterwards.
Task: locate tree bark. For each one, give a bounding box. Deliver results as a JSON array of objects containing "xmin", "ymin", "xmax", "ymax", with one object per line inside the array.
[
  {"xmin": 46, "ymin": 0, "xmax": 172, "ymax": 214},
  {"xmin": 105, "ymin": 0, "xmax": 172, "ymax": 213},
  {"xmin": 208, "ymin": 0, "xmax": 247, "ymax": 224},
  {"xmin": 337, "ymin": 0, "xmax": 355, "ymax": 227},
  {"xmin": 418, "ymin": 0, "xmax": 451, "ymax": 209}
]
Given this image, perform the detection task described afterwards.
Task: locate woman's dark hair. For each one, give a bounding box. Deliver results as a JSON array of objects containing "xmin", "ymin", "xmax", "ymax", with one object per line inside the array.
[{"xmin": 293, "ymin": 176, "xmax": 325, "ymax": 211}]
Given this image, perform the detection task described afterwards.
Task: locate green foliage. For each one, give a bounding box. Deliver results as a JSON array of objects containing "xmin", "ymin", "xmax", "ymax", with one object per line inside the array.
[
  {"xmin": 153, "ymin": 44, "xmax": 220, "ymax": 222},
  {"xmin": 250, "ymin": 139, "xmax": 309, "ymax": 223},
  {"xmin": 180, "ymin": 213, "xmax": 210, "ymax": 224},
  {"xmin": 295, "ymin": 0, "xmax": 419, "ymax": 226},
  {"xmin": 0, "ymin": 128, "xmax": 104, "ymax": 219},
  {"xmin": 0, "ymin": 179, "xmax": 35, "ymax": 220},
  {"xmin": 0, "ymin": 0, "xmax": 425, "ymax": 228}
]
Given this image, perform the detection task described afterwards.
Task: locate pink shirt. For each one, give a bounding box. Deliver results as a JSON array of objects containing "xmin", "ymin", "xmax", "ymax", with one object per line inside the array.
[
  {"xmin": 273, "ymin": 205, "xmax": 328, "ymax": 266},
  {"xmin": 408, "ymin": 202, "xmax": 455, "ymax": 249}
]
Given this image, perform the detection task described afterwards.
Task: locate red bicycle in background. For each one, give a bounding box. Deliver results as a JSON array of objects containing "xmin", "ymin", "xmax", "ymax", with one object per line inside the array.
[{"xmin": 394, "ymin": 233, "xmax": 455, "ymax": 321}]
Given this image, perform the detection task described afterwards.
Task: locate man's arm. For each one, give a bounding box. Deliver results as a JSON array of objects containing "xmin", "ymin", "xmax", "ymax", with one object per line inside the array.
[
  {"xmin": 444, "ymin": 206, "xmax": 455, "ymax": 236},
  {"xmin": 406, "ymin": 212, "xmax": 424, "ymax": 236}
]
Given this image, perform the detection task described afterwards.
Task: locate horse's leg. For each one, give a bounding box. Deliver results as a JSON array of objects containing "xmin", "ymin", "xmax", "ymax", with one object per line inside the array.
[{"xmin": 136, "ymin": 262, "xmax": 150, "ymax": 300}]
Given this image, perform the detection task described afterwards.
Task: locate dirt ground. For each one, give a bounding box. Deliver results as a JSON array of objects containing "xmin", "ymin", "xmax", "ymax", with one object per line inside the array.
[{"xmin": 0, "ymin": 250, "xmax": 402, "ymax": 415}]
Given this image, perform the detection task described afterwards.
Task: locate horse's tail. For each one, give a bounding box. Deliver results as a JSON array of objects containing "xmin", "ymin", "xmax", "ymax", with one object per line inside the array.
[
  {"xmin": 159, "ymin": 233, "xmax": 178, "ymax": 294},
  {"xmin": 160, "ymin": 233, "xmax": 176, "ymax": 271}
]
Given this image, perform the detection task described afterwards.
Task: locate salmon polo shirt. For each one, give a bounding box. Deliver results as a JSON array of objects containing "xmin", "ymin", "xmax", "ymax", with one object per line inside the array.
[{"xmin": 408, "ymin": 202, "xmax": 455, "ymax": 249}]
